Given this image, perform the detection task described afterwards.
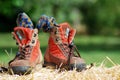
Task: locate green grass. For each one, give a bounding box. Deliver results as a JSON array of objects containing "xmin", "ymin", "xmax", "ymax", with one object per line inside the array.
[{"xmin": 0, "ymin": 33, "xmax": 120, "ymax": 67}]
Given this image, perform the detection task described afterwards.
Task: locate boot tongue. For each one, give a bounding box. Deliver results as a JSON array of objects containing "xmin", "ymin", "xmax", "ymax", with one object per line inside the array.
[
  {"xmin": 15, "ymin": 27, "xmax": 33, "ymax": 45},
  {"xmin": 16, "ymin": 30, "xmax": 25, "ymax": 41}
]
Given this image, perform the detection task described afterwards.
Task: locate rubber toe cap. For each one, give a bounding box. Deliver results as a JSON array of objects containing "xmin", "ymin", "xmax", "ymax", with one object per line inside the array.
[
  {"xmin": 9, "ymin": 66, "xmax": 32, "ymax": 75},
  {"xmin": 69, "ymin": 63, "xmax": 86, "ymax": 71}
]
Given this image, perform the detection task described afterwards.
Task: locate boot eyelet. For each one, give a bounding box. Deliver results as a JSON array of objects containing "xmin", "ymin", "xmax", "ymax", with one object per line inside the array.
[
  {"xmin": 56, "ymin": 38, "xmax": 59, "ymax": 42},
  {"xmin": 16, "ymin": 42, "xmax": 18, "ymax": 45},
  {"xmin": 12, "ymin": 37, "xmax": 15, "ymax": 40},
  {"xmin": 32, "ymin": 40, "xmax": 35, "ymax": 44},
  {"xmin": 33, "ymin": 33, "xmax": 37, "ymax": 37},
  {"xmin": 54, "ymin": 31, "xmax": 57, "ymax": 34}
]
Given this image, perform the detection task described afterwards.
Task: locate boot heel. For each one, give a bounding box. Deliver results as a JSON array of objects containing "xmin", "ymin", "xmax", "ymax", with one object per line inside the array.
[{"xmin": 43, "ymin": 61, "xmax": 56, "ymax": 69}]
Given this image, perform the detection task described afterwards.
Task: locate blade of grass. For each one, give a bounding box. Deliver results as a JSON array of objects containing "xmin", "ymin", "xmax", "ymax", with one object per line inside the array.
[{"xmin": 106, "ymin": 56, "xmax": 116, "ymax": 66}]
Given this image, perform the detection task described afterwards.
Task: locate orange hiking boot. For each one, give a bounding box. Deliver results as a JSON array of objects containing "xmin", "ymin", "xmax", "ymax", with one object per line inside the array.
[
  {"xmin": 9, "ymin": 13, "xmax": 43, "ymax": 75},
  {"xmin": 37, "ymin": 15, "xmax": 86, "ymax": 71}
]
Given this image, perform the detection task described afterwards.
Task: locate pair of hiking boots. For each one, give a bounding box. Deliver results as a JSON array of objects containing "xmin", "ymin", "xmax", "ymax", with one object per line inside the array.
[{"xmin": 8, "ymin": 13, "xmax": 86, "ymax": 75}]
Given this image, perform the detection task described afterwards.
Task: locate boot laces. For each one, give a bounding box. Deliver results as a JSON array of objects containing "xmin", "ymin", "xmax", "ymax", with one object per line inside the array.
[{"xmin": 17, "ymin": 45, "xmax": 32, "ymax": 59}]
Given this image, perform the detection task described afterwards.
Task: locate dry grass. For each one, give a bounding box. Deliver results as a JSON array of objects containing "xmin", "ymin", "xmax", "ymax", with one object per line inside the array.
[{"xmin": 0, "ymin": 64, "xmax": 120, "ymax": 80}]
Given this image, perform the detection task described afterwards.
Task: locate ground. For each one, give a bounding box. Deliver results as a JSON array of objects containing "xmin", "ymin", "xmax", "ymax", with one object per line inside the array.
[
  {"xmin": 0, "ymin": 33, "xmax": 120, "ymax": 80},
  {"xmin": 0, "ymin": 64, "xmax": 120, "ymax": 80}
]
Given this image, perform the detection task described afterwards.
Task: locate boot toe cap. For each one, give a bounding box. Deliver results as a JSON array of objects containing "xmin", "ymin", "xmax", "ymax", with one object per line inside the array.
[
  {"xmin": 9, "ymin": 66, "xmax": 32, "ymax": 75},
  {"xmin": 69, "ymin": 63, "xmax": 86, "ymax": 71}
]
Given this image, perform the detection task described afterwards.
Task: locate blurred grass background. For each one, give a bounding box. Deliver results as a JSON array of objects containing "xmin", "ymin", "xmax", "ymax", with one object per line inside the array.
[{"xmin": 0, "ymin": 0, "xmax": 120, "ymax": 67}]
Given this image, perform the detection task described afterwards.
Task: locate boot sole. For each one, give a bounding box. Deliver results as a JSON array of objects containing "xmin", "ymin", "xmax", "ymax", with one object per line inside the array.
[
  {"xmin": 43, "ymin": 61, "xmax": 69, "ymax": 70},
  {"xmin": 9, "ymin": 66, "xmax": 32, "ymax": 75},
  {"xmin": 43, "ymin": 61, "xmax": 57, "ymax": 69},
  {"xmin": 0, "ymin": 67, "xmax": 8, "ymax": 73}
]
